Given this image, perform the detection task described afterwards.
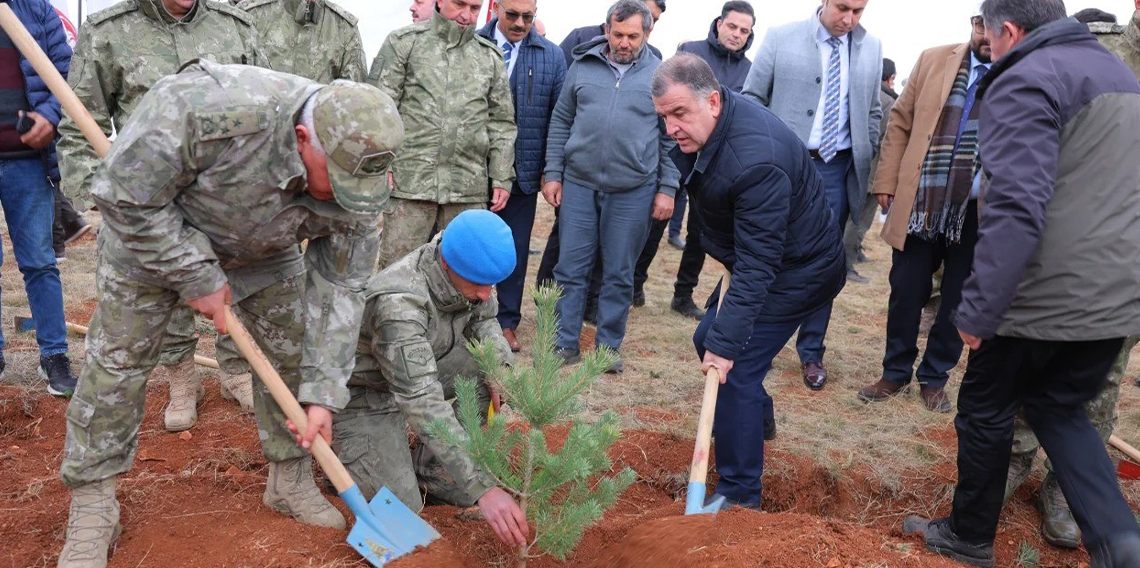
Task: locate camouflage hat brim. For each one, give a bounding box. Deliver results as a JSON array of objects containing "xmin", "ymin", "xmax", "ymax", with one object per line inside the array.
[{"xmin": 327, "ymin": 160, "xmax": 387, "ymax": 214}]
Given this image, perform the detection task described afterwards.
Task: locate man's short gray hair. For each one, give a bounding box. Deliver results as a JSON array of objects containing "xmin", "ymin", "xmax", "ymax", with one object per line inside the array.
[
  {"xmin": 981, "ymin": 0, "xmax": 1067, "ymax": 33},
  {"xmin": 299, "ymin": 92, "xmax": 325, "ymax": 156},
  {"xmin": 651, "ymin": 53, "xmax": 719, "ymax": 100},
  {"xmin": 606, "ymin": 0, "xmax": 653, "ymax": 33}
]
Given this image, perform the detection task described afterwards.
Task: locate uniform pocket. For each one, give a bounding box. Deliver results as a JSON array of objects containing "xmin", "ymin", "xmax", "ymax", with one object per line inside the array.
[{"xmin": 65, "ymin": 395, "xmax": 96, "ymax": 430}]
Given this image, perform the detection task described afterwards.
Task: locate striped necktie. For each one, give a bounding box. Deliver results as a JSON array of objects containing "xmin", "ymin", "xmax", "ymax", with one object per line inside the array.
[
  {"xmin": 502, "ymin": 41, "xmax": 513, "ymax": 67},
  {"xmin": 818, "ymin": 36, "xmax": 843, "ymax": 163}
]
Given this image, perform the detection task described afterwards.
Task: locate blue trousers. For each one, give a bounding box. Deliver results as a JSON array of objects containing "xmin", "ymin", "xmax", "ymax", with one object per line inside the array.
[
  {"xmin": 796, "ymin": 152, "xmax": 853, "ymax": 363},
  {"xmin": 554, "ymin": 181, "xmax": 654, "ymax": 351},
  {"xmin": 0, "ymin": 158, "xmax": 67, "ymax": 355},
  {"xmin": 494, "ymin": 189, "xmax": 537, "ymax": 331},
  {"xmin": 694, "ymin": 291, "xmax": 803, "ymax": 506}
]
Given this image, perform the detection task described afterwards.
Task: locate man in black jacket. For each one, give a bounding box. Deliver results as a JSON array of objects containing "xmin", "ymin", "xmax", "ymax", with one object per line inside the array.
[{"xmin": 653, "ymin": 54, "xmax": 844, "ymax": 509}]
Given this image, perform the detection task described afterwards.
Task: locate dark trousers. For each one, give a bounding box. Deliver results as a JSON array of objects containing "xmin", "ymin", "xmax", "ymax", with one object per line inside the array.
[
  {"xmin": 668, "ymin": 188, "xmax": 687, "ymax": 239},
  {"xmin": 494, "ymin": 190, "xmax": 537, "ymax": 330},
  {"xmin": 673, "ymin": 198, "xmax": 706, "ymax": 301},
  {"xmin": 536, "ymin": 212, "xmax": 603, "ymax": 316},
  {"xmin": 842, "ymin": 194, "xmax": 879, "ymax": 270},
  {"xmin": 796, "ymin": 152, "xmax": 853, "ymax": 363},
  {"xmin": 52, "ymin": 186, "xmax": 84, "ymax": 256},
  {"xmin": 632, "ymin": 217, "xmax": 667, "ymax": 295},
  {"xmin": 950, "ymin": 335, "xmax": 1139, "ymax": 547},
  {"xmin": 694, "ymin": 288, "xmax": 801, "ymax": 506},
  {"xmin": 883, "ymin": 202, "xmax": 978, "ymax": 388}
]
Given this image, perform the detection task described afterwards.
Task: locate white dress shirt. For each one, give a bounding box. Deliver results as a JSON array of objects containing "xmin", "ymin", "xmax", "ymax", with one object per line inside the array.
[
  {"xmin": 807, "ymin": 19, "xmax": 851, "ymax": 151},
  {"xmin": 494, "ymin": 26, "xmax": 519, "ymax": 79}
]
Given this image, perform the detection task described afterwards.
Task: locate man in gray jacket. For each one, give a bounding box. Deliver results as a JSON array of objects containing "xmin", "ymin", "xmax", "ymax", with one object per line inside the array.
[
  {"xmin": 903, "ymin": 0, "xmax": 1140, "ymax": 565},
  {"xmin": 542, "ymin": 0, "xmax": 679, "ymax": 372}
]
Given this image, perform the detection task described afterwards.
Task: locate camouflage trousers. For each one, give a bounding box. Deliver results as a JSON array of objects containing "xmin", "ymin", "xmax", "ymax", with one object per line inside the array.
[
  {"xmin": 60, "ymin": 259, "xmax": 309, "ymax": 487},
  {"xmin": 376, "ymin": 198, "xmax": 483, "ymax": 269},
  {"xmin": 156, "ymin": 305, "xmax": 199, "ymax": 367},
  {"xmin": 1011, "ymin": 334, "xmax": 1140, "ymax": 470},
  {"xmin": 331, "ymin": 366, "xmax": 491, "ymax": 510}
]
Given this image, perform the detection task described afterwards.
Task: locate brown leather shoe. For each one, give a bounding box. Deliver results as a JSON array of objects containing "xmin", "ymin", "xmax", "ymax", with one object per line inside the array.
[
  {"xmin": 920, "ymin": 385, "xmax": 953, "ymax": 413},
  {"xmin": 802, "ymin": 362, "xmax": 827, "ymax": 390},
  {"xmin": 502, "ymin": 328, "xmax": 521, "ymax": 352},
  {"xmin": 857, "ymin": 379, "xmax": 908, "ymax": 403}
]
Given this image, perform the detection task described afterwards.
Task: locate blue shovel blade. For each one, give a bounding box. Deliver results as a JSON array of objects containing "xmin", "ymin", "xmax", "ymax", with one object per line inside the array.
[
  {"xmin": 341, "ymin": 485, "xmax": 441, "ymax": 566},
  {"xmin": 684, "ymin": 481, "xmax": 725, "ymax": 515}
]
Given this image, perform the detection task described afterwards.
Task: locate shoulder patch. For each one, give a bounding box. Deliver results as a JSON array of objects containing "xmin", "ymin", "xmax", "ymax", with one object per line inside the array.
[
  {"xmin": 238, "ymin": 0, "xmax": 277, "ymax": 10},
  {"xmin": 206, "ymin": 0, "xmax": 255, "ymax": 26},
  {"xmin": 473, "ymin": 33, "xmax": 501, "ymax": 52},
  {"xmin": 323, "ymin": 0, "xmax": 358, "ymax": 26},
  {"xmin": 1088, "ymin": 22, "xmax": 1126, "ymax": 35},
  {"xmin": 86, "ymin": 0, "xmax": 138, "ymax": 26},
  {"xmin": 400, "ymin": 342, "xmax": 436, "ymax": 379},
  {"xmin": 194, "ymin": 108, "xmax": 270, "ymax": 141},
  {"xmin": 390, "ymin": 21, "xmax": 429, "ymax": 39}
]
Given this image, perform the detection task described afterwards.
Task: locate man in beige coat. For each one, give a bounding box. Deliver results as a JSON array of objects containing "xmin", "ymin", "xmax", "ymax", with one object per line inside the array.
[{"xmin": 856, "ymin": 13, "xmax": 991, "ymax": 413}]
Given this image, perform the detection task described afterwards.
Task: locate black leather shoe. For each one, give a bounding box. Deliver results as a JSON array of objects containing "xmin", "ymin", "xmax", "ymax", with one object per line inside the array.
[
  {"xmin": 554, "ymin": 348, "xmax": 581, "ymax": 366},
  {"xmin": 802, "ymin": 361, "xmax": 827, "ymax": 390},
  {"xmin": 903, "ymin": 516, "xmax": 994, "ymax": 568},
  {"xmin": 670, "ymin": 296, "xmax": 705, "ymax": 320},
  {"xmin": 632, "ymin": 290, "xmax": 645, "ymax": 307}
]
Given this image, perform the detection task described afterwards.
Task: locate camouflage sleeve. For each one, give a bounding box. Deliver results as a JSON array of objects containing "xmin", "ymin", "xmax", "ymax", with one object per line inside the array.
[
  {"xmin": 240, "ymin": 20, "xmax": 270, "ymax": 69},
  {"xmin": 58, "ymin": 27, "xmax": 116, "ymax": 212},
  {"xmin": 466, "ymin": 295, "xmax": 514, "ymax": 367},
  {"xmin": 339, "ymin": 24, "xmax": 367, "ymax": 82},
  {"xmin": 89, "ymin": 92, "xmax": 227, "ymax": 301},
  {"xmin": 366, "ymin": 32, "xmax": 406, "ymax": 101},
  {"xmin": 486, "ymin": 56, "xmax": 516, "ymax": 191},
  {"xmin": 296, "ymin": 222, "xmax": 381, "ymax": 411},
  {"xmin": 371, "ymin": 295, "xmax": 496, "ymax": 503}
]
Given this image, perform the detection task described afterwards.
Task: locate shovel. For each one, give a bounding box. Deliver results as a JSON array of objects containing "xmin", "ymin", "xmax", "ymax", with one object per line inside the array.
[
  {"xmin": 1110, "ymin": 435, "xmax": 1140, "ymax": 481},
  {"xmin": 223, "ymin": 307, "xmax": 440, "ymax": 565},
  {"xmin": 685, "ymin": 273, "xmax": 730, "ymax": 515}
]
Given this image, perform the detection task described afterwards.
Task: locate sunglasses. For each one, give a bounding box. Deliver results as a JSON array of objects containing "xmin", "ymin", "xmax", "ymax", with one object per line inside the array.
[{"xmin": 501, "ymin": 9, "xmax": 536, "ymax": 24}]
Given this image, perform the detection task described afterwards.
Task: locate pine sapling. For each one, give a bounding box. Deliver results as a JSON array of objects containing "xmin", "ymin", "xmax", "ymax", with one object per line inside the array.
[{"xmin": 430, "ymin": 285, "xmax": 635, "ymax": 567}]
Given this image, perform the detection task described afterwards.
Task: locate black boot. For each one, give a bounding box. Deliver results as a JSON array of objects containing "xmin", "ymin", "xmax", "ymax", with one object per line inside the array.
[
  {"xmin": 670, "ymin": 296, "xmax": 705, "ymax": 320},
  {"xmin": 902, "ymin": 516, "xmax": 994, "ymax": 568}
]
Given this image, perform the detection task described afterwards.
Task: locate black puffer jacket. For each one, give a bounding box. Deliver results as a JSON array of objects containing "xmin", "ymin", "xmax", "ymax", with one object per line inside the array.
[
  {"xmin": 672, "ymin": 90, "xmax": 845, "ymax": 359},
  {"xmin": 676, "ymin": 18, "xmax": 753, "ymax": 93}
]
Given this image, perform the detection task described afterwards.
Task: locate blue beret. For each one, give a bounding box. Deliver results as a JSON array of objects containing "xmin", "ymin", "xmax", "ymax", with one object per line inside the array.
[{"xmin": 440, "ymin": 210, "xmax": 517, "ymax": 285}]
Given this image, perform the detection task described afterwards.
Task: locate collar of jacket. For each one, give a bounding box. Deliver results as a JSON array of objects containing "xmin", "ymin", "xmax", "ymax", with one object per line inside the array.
[
  {"xmin": 977, "ymin": 17, "xmax": 1091, "ymax": 101},
  {"xmin": 139, "ymin": 0, "xmax": 203, "ymax": 25},
  {"xmin": 703, "ymin": 17, "xmax": 753, "ymax": 61},
  {"xmin": 1128, "ymin": 12, "xmax": 1140, "ymax": 54},
  {"xmin": 432, "ymin": 9, "xmax": 477, "ymax": 48},
  {"xmin": 881, "ymin": 81, "xmax": 898, "ymax": 100},
  {"xmin": 421, "ymin": 239, "xmax": 474, "ymax": 313},
  {"xmin": 477, "ymin": 18, "xmax": 546, "ymax": 51},
  {"xmin": 288, "ymin": 0, "xmax": 322, "ymax": 25},
  {"xmin": 807, "ymin": 9, "xmax": 866, "ymax": 48},
  {"xmin": 670, "ymin": 87, "xmax": 733, "ymax": 186}
]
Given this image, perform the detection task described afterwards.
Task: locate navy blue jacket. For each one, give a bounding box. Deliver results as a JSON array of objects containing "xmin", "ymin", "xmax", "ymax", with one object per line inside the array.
[
  {"xmin": 672, "ymin": 90, "xmax": 845, "ymax": 359},
  {"xmin": 558, "ymin": 24, "xmax": 661, "ymax": 69},
  {"xmin": 7, "ymin": 0, "xmax": 70, "ymax": 180},
  {"xmin": 676, "ymin": 18, "xmax": 753, "ymax": 93},
  {"xmin": 477, "ymin": 20, "xmax": 567, "ymax": 195}
]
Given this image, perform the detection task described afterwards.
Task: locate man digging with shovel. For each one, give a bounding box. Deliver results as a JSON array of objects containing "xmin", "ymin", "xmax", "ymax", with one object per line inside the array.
[{"xmin": 56, "ymin": 61, "xmax": 401, "ymax": 568}]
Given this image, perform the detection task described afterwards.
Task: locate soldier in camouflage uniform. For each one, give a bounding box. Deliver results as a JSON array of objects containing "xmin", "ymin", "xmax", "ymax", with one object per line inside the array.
[
  {"xmin": 1002, "ymin": 9, "xmax": 1140, "ymax": 549},
  {"xmin": 333, "ymin": 210, "xmax": 527, "ymax": 548},
  {"xmin": 238, "ymin": 0, "xmax": 367, "ymax": 83},
  {"xmin": 368, "ymin": 0, "xmax": 517, "ymax": 269},
  {"xmin": 57, "ymin": 0, "xmax": 266, "ymax": 432},
  {"xmin": 56, "ymin": 61, "xmax": 401, "ymax": 568}
]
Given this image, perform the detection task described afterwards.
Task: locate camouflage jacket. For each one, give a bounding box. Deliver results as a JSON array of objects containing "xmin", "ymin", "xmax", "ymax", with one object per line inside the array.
[
  {"xmin": 91, "ymin": 60, "xmax": 381, "ymax": 411},
  {"xmin": 1090, "ymin": 14, "xmax": 1140, "ymax": 80},
  {"xmin": 58, "ymin": 0, "xmax": 265, "ymax": 212},
  {"xmin": 238, "ymin": 0, "xmax": 366, "ymax": 83},
  {"xmin": 349, "ymin": 236, "xmax": 514, "ymax": 501},
  {"xmin": 368, "ymin": 11, "xmax": 516, "ymax": 203}
]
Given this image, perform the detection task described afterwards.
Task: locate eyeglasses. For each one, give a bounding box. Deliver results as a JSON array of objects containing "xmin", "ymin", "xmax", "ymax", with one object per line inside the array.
[
  {"xmin": 501, "ymin": 9, "xmax": 536, "ymax": 24},
  {"xmin": 971, "ymin": 16, "xmax": 985, "ymax": 33}
]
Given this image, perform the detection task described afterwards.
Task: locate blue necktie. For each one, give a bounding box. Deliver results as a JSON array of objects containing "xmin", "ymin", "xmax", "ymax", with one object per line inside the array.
[
  {"xmin": 502, "ymin": 41, "xmax": 513, "ymax": 68},
  {"xmin": 955, "ymin": 64, "xmax": 987, "ymax": 149},
  {"xmin": 818, "ymin": 37, "xmax": 843, "ymax": 163}
]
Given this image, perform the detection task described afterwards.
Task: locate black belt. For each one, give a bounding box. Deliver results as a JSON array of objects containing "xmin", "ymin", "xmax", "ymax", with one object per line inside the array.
[{"xmin": 809, "ymin": 148, "xmax": 852, "ymax": 161}]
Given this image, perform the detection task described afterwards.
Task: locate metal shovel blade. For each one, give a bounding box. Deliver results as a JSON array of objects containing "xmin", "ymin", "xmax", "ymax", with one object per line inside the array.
[
  {"xmin": 341, "ymin": 485, "xmax": 441, "ymax": 566},
  {"xmin": 684, "ymin": 481, "xmax": 726, "ymax": 515}
]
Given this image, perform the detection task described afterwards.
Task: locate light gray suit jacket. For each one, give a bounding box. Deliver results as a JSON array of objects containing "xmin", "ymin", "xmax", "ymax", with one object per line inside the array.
[{"xmin": 743, "ymin": 15, "xmax": 883, "ymax": 222}]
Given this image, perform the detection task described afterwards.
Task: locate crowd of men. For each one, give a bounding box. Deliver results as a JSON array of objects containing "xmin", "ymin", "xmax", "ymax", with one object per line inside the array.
[{"xmin": 0, "ymin": 0, "xmax": 1135, "ymax": 566}]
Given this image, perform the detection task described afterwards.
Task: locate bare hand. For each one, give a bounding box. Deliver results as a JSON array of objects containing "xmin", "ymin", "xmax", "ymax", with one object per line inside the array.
[
  {"xmin": 490, "ymin": 384, "xmax": 503, "ymax": 414},
  {"xmin": 958, "ymin": 329, "xmax": 982, "ymax": 350},
  {"xmin": 19, "ymin": 111, "xmax": 54, "ymax": 150},
  {"xmin": 875, "ymin": 193, "xmax": 893, "ymax": 212},
  {"xmin": 701, "ymin": 351, "xmax": 734, "ymax": 384},
  {"xmin": 285, "ymin": 405, "xmax": 334, "ymax": 450},
  {"xmin": 651, "ymin": 193, "xmax": 675, "ymax": 221},
  {"xmin": 387, "ymin": 171, "xmax": 394, "ymax": 190},
  {"xmin": 478, "ymin": 487, "xmax": 528, "ymax": 547},
  {"xmin": 541, "ymin": 180, "xmax": 562, "ymax": 207},
  {"xmin": 186, "ymin": 283, "xmax": 232, "ymax": 334},
  {"xmin": 490, "ymin": 187, "xmax": 510, "ymax": 212}
]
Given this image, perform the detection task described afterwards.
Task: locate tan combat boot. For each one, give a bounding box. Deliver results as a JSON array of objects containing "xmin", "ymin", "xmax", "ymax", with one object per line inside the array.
[
  {"xmin": 263, "ymin": 457, "xmax": 346, "ymax": 529},
  {"xmin": 163, "ymin": 359, "xmax": 204, "ymax": 432},
  {"xmin": 218, "ymin": 372, "xmax": 255, "ymax": 413},
  {"xmin": 58, "ymin": 478, "xmax": 120, "ymax": 568}
]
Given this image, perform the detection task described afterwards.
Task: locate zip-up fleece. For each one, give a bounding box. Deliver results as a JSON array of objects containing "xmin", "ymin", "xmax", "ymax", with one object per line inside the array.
[{"xmin": 544, "ymin": 37, "xmax": 680, "ymax": 196}]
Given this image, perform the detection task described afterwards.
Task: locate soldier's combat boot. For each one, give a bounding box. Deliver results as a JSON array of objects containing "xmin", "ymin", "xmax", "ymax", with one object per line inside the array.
[
  {"xmin": 218, "ymin": 372, "xmax": 255, "ymax": 413},
  {"xmin": 58, "ymin": 478, "xmax": 120, "ymax": 568},
  {"xmin": 1003, "ymin": 452, "xmax": 1035, "ymax": 506},
  {"xmin": 163, "ymin": 359, "xmax": 203, "ymax": 432},
  {"xmin": 1038, "ymin": 473, "xmax": 1081, "ymax": 549},
  {"xmin": 263, "ymin": 457, "xmax": 346, "ymax": 529}
]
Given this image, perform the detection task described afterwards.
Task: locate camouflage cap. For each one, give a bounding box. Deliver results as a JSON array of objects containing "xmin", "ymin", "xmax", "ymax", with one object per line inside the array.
[{"xmin": 312, "ymin": 80, "xmax": 404, "ymax": 214}]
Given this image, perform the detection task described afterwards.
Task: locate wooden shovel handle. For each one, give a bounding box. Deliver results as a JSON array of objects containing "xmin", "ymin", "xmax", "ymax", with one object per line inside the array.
[
  {"xmin": 66, "ymin": 322, "xmax": 220, "ymax": 369},
  {"xmin": 1110, "ymin": 435, "xmax": 1140, "ymax": 464},
  {"xmin": 0, "ymin": 4, "xmax": 111, "ymax": 157},
  {"xmin": 689, "ymin": 272, "xmax": 731, "ymax": 486},
  {"xmin": 223, "ymin": 307, "xmax": 356, "ymax": 492}
]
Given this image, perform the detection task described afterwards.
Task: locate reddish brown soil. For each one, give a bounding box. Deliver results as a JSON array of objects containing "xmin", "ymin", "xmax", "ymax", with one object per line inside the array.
[{"xmin": 0, "ymin": 384, "xmax": 1115, "ymax": 568}]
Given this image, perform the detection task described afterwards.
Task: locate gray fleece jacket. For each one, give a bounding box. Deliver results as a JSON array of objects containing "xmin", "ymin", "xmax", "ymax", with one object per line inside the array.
[{"xmin": 544, "ymin": 38, "xmax": 680, "ymax": 196}]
